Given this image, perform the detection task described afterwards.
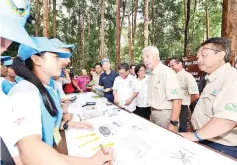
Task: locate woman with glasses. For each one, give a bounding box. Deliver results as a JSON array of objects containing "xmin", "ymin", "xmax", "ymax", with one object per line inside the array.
[{"xmin": 133, "ymin": 64, "xmax": 151, "ymax": 120}]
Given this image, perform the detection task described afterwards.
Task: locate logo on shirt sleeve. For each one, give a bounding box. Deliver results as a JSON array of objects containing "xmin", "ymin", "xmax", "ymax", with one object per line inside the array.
[
  {"xmin": 171, "ymin": 89, "xmax": 180, "ymax": 95},
  {"xmin": 224, "ymin": 103, "xmax": 237, "ymax": 112}
]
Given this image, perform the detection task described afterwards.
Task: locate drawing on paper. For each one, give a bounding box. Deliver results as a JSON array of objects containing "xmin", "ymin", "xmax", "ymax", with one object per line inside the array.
[
  {"xmin": 122, "ymin": 138, "xmax": 151, "ymax": 158},
  {"xmin": 131, "ymin": 124, "xmax": 148, "ymax": 132},
  {"xmin": 99, "ymin": 126, "xmax": 111, "ymax": 137},
  {"xmin": 112, "ymin": 120, "xmax": 123, "ymax": 127},
  {"xmin": 171, "ymin": 147, "xmax": 196, "ymax": 165}
]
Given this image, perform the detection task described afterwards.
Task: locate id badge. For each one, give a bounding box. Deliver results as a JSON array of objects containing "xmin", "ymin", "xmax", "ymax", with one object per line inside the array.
[{"xmin": 53, "ymin": 127, "xmax": 62, "ymax": 146}]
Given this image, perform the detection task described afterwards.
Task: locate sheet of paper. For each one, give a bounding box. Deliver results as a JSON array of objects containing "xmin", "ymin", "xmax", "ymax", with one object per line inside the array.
[{"xmin": 66, "ymin": 93, "xmax": 237, "ymax": 165}]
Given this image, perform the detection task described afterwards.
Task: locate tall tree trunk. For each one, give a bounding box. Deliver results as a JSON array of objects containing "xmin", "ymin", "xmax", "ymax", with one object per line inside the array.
[
  {"xmin": 222, "ymin": 0, "xmax": 237, "ymax": 66},
  {"xmin": 52, "ymin": 0, "xmax": 56, "ymax": 38},
  {"xmin": 43, "ymin": 0, "xmax": 49, "ymax": 37},
  {"xmin": 184, "ymin": 0, "xmax": 190, "ymax": 56},
  {"xmin": 144, "ymin": 0, "xmax": 149, "ymax": 47},
  {"xmin": 183, "ymin": 0, "xmax": 187, "ymax": 29},
  {"xmin": 81, "ymin": 12, "xmax": 85, "ymax": 68},
  {"xmin": 131, "ymin": 0, "xmax": 138, "ymax": 60},
  {"xmin": 88, "ymin": 10, "xmax": 91, "ymax": 40},
  {"xmin": 205, "ymin": 4, "xmax": 209, "ymax": 39},
  {"xmin": 151, "ymin": 0, "xmax": 155, "ymax": 45},
  {"xmin": 127, "ymin": 0, "xmax": 132, "ymax": 64},
  {"xmin": 35, "ymin": 0, "xmax": 40, "ymax": 36},
  {"xmin": 115, "ymin": 0, "xmax": 121, "ymax": 70},
  {"xmin": 100, "ymin": 0, "xmax": 105, "ymax": 60}
]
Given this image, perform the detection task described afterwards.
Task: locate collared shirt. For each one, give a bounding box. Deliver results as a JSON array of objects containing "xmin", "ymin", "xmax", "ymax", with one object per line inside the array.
[
  {"xmin": 136, "ymin": 75, "xmax": 149, "ymax": 108},
  {"xmin": 113, "ymin": 75, "xmax": 140, "ymax": 112},
  {"xmin": 148, "ymin": 62, "xmax": 182, "ymax": 110},
  {"xmin": 177, "ymin": 69, "xmax": 199, "ymax": 105},
  {"xmin": 192, "ymin": 63, "xmax": 237, "ymax": 146}
]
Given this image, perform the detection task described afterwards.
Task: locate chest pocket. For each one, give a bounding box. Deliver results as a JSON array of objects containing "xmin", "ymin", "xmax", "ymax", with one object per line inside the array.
[{"xmin": 202, "ymin": 90, "xmax": 218, "ymax": 117}]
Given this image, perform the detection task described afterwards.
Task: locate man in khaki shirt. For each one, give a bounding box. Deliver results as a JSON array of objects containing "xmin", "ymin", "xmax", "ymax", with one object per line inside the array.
[
  {"xmin": 169, "ymin": 58, "xmax": 199, "ymax": 132},
  {"xmin": 142, "ymin": 46, "xmax": 182, "ymax": 132},
  {"xmin": 179, "ymin": 37, "xmax": 237, "ymax": 159},
  {"xmin": 89, "ymin": 63, "xmax": 104, "ymax": 96}
]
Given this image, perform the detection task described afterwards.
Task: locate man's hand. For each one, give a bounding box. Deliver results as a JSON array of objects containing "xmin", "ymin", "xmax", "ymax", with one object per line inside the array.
[
  {"xmin": 125, "ymin": 98, "xmax": 132, "ymax": 105},
  {"xmin": 168, "ymin": 123, "xmax": 178, "ymax": 133},
  {"xmin": 104, "ymin": 88, "xmax": 111, "ymax": 92},
  {"xmin": 114, "ymin": 97, "xmax": 119, "ymax": 104},
  {"xmin": 179, "ymin": 132, "xmax": 198, "ymax": 141}
]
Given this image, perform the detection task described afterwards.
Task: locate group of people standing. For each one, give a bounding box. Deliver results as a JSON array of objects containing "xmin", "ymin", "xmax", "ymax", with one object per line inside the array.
[{"xmin": 1, "ymin": 0, "xmax": 237, "ymax": 164}]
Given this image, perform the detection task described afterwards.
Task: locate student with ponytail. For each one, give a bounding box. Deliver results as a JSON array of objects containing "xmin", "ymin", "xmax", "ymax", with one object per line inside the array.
[{"xmin": 9, "ymin": 37, "xmax": 114, "ymax": 165}]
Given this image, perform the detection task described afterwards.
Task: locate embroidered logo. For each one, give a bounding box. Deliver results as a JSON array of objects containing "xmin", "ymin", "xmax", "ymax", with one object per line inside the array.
[
  {"xmin": 224, "ymin": 103, "xmax": 237, "ymax": 112},
  {"xmin": 210, "ymin": 89, "xmax": 217, "ymax": 96},
  {"xmin": 171, "ymin": 89, "xmax": 179, "ymax": 95}
]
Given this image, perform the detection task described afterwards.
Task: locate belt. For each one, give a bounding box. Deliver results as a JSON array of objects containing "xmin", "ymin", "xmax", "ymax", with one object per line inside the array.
[
  {"xmin": 151, "ymin": 108, "xmax": 162, "ymax": 111},
  {"xmin": 151, "ymin": 108, "xmax": 172, "ymax": 111}
]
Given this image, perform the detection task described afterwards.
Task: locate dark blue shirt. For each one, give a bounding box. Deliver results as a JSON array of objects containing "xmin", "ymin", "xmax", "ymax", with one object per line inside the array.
[{"xmin": 99, "ymin": 70, "xmax": 118, "ymax": 102}]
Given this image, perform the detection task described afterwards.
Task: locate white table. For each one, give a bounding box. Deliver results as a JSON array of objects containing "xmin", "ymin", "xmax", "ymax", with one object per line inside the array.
[{"xmin": 65, "ymin": 92, "xmax": 237, "ymax": 165}]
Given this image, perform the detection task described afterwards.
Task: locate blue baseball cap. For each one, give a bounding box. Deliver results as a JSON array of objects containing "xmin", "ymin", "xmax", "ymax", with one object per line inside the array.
[
  {"xmin": 0, "ymin": 0, "xmax": 37, "ymax": 49},
  {"xmin": 0, "ymin": 56, "xmax": 11, "ymax": 62},
  {"xmin": 18, "ymin": 37, "xmax": 72, "ymax": 61},
  {"xmin": 50, "ymin": 38, "xmax": 75, "ymax": 50},
  {"xmin": 101, "ymin": 58, "xmax": 110, "ymax": 64},
  {"xmin": 4, "ymin": 59, "xmax": 13, "ymax": 66}
]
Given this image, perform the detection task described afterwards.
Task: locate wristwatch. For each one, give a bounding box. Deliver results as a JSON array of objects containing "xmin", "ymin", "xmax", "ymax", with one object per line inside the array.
[
  {"xmin": 63, "ymin": 120, "xmax": 69, "ymax": 130},
  {"xmin": 170, "ymin": 120, "xmax": 179, "ymax": 126}
]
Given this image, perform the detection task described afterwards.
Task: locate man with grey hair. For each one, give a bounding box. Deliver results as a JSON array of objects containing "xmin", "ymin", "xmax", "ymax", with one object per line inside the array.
[
  {"xmin": 142, "ymin": 46, "xmax": 182, "ymax": 132},
  {"xmin": 179, "ymin": 37, "xmax": 237, "ymax": 159}
]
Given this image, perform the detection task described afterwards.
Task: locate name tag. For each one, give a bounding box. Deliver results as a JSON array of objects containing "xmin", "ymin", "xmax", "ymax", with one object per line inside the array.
[{"xmin": 53, "ymin": 127, "xmax": 62, "ymax": 146}]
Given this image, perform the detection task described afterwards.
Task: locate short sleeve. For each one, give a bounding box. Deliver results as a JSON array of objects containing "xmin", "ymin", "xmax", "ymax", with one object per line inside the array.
[
  {"xmin": 187, "ymin": 74, "xmax": 199, "ymax": 95},
  {"xmin": 112, "ymin": 77, "xmax": 119, "ymax": 90},
  {"xmin": 0, "ymin": 93, "xmax": 19, "ymax": 157},
  {"xmin": 165, "ymin": 70, "xmax": 182, "ymax": 100},
  {"xmin": 213, "ymin": 82, "xmax": 237, "ymax": 122},
  {"xmin": 8, "ymin": 81, "xmax": 42, "ymax": 145}
]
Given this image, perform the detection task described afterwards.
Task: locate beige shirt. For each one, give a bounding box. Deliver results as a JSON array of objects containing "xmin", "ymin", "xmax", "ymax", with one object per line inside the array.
[
  {"xmin": 89, "ymin": 73, "xmax": 104, "ymax": 96},
  {"xmin": 148, "ymin": 62, "xmax": 182, "ymax": 110},
  {"xmin": 177, "ymin": 69, "xmax": 199, "ymax": 105},
  {"xmin": 192, "ymin": 63, "xmax": 237, "ymax": 146}
]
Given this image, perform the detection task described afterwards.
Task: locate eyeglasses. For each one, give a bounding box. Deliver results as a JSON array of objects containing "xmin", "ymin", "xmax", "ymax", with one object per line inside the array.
[{"xmin": 197, "ymin": 47, "xmax": 223, "ymax": 58}]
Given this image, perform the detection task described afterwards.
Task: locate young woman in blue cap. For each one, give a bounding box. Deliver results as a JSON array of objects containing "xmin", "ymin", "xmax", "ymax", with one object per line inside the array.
[{"xmin": 9, "ymin": 37, "xmax": 114, "ymax": 165}]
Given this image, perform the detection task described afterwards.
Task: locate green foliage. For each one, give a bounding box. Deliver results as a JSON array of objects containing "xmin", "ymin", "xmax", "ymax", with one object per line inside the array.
[{"xmin": 4, "ymin": 0, "xmax": 222, "ymax": 74}]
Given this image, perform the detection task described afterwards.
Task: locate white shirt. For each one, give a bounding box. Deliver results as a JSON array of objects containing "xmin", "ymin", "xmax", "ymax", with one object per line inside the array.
[
  {"xmin": 113, "ymin": 75, "xmax": 140, "ymax": 112},
  {"xmin": 54, "ymin": 77, "xmax": 70, "ymax": 99},
  {"xmin": 0, "ymin": 90, "xmax": 19, "ymax": 157},
  {"xmin": 136, "ymin": 75, "xmax": 149, "ymax": 107},
  {"xmin": 8, "ymin": 80, "xmax": 43, "ymax": 144}
]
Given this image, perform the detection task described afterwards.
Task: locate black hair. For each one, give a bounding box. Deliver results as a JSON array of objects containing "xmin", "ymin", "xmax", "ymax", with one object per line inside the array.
[
  {"xmin": 118, "ymin": 62, "xmax": 130, "ymax": 71},
  {"xmin": 197, "ymin": 37, "xmax": 231, "ymax": 62},
  {"xmin": 12, "ymin": 56, "xmax": 58, "ymax": 116},
  {"xmin": 94, "ymin": 62, "xmax": 102, "ymax": 68},
  {"xmin": 135, "ymin": 64, "xmax": 146, "ymax": 77},
  {"xmin": 129, "ymin": 64, "xmax": 136, "ymax": 69},
  {"xmin": 170, "ymin": 58, "xmax": 185, "ymax": 68}
]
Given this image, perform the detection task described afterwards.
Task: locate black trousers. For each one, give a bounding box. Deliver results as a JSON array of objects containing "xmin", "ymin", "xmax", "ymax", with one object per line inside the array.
[
  {"xmin": 133, "ymin": 106, "xmax": 151, "ymax": 120},
  {"xmin": 179, "ymin": 105, "xmax": 189, "ymax": 132}
]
